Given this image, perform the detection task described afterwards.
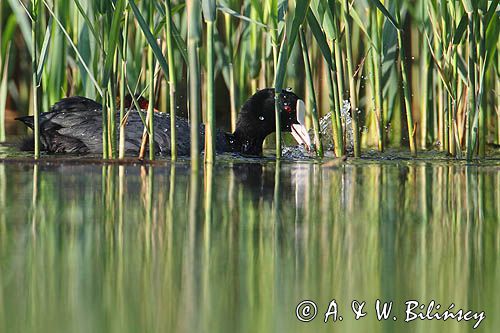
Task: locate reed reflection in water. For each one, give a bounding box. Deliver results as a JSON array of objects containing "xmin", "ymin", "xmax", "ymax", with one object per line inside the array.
[{"xmin": 0, "ymin": 160, "xmax": 499, "ymax": 333}]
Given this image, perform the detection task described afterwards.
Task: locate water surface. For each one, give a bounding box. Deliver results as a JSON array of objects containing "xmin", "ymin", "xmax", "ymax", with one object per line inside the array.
[{"xmin": 0, "ymin": 146, "xmax": 499, "ymax": 332}]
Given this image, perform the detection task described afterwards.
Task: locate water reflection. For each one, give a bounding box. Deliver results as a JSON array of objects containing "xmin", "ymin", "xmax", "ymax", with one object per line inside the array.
[{"xmin": 0, "ymin": 160, "xmax": 498, "ymax": 332}]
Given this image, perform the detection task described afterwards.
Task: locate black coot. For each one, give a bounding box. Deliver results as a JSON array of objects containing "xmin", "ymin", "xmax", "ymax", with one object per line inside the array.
[{"xmin": 17, "ymin": 88, "xmax": 310, "ymax": 156}]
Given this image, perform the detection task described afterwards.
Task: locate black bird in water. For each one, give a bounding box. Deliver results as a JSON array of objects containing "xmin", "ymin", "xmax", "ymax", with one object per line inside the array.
[{"xmin": 17, "ymin": 88, "xmax": 311, "ymax": 156}]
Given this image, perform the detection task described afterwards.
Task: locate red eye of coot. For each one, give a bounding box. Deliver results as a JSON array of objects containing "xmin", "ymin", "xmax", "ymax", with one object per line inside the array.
[
  {"xmin": 284, "ymin": 105, "xmax": 292, "ymax": 113},
  {"xmin": 139, "ymin": 100, "xmax": 149, "ymax": 109}
]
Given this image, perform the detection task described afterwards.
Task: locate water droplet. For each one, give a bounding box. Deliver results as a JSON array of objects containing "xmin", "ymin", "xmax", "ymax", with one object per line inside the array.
[{"xmin": 259, "ymin": 116, "xmax": 265, "ymax": 121}]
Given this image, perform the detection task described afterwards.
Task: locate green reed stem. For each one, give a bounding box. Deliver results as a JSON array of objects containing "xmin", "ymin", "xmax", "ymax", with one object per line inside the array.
[
  {"xmin": 331, "ymin": 16, "xmax": 346, "ymax": 154},
  {"xmin": 440, "ymin": 1, "xmax": 449, "ymax": 153},
  {"xmin": 108, "ymin": 77, "xmax": 117, "ymax": 159},
  {"xmin": 224, "ymin": 14, "xmax": 238, "ymax": 132},
  {"xmin": 466, "ymin": 11, "xmax": 477, "ymax": 160},
  {"xmin": 0, "ymin": 2, "xmax": 4, "ymax": 142},
  {"xmin": 370, "ymin": 8, "xmax": 384, "ymax": 152},
  {"xmin": 326, "ymin": 59, "xmax": 344, "ymax": 157},
  {"xmin": 269, "ymin": 2, "xmax": 284, "ymax": 159},
  {"xmin": 204, "ymin": 20, "xmax": 215, "ymax": 164},
  {"xmin": 118, "ymin": 7, "xmax": 129, "ymax": 159},
  {"xmin": 341, "ymin": 0, "xmax": 361, "ymax": 157},
  {"xmin": 274, "ymin": 41, "xmax": 287, "ymax": 160},
  {"xmin": 449, "ymin": 23, "xmax": 457, "ymax": 156},
  {"xmin": 0, "ymin": 54, "xmax": 7, "ymax": 142},
  {"xmin": 395, "ymin": 1, "xmax": 417, "ymax": 157},
  {"xmin": 249, "ymin": 6, "xmax": 260, "ymax": 91},
  {"xmin": 165, "ymin": 0, "xmax": 177, "ymax": 160},
  {"xmin": 419, "ymin": 14, "xmax": 429, "ymax": 149},
  {"xmin": 478, "ymin": 13, "xmax": 486, "ymax": 158},
  {"xmin": 497, "ymin": 50, "xmax": 500, "ymax": 145},
  {"xmin": 299, "ymin": 28, "xmax": 323, "ymax": 157},
  {"xmin": 102, "ymin": 87, "xmax": 109, "ymax": 159},
  {"xmin": 147, "ymin": 0, "xmax": 155, "ymax": 161},
  {"xmin": 202, "ymin": 0, "xmax": 216, "ymax": 163},
  {"xmin": 187, "ymin": 0, "xmax": 201, "ymax": 169},
  {"xmin": 31, "ymin": 0, "xmax": 40, "ymax": 159}
]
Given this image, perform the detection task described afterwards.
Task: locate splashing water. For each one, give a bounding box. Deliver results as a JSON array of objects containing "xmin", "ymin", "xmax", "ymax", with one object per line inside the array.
[
  {"xmin": 281, "ymin": 144, "xmax": 310, "ymax": 159},
  {"xmin": 310, "ymin": 100, "xmax": 354, "ymax": 155},
  {"xmin": 341, "ymin": 100, "xmax": 354, "ymax": 154}
]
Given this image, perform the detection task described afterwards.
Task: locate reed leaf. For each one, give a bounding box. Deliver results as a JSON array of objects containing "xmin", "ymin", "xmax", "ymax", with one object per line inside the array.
[
  {"xmin": 299, "ymin": 28, "xmax": 323, "ymax": 157},
  {"xmin": 217, "ymin": 4, "xmax": 267, "ymax": 28},
  {"xmin": 1, "ymin": 14, "xmax": 17, "ymax": 59},
  {"xmin": 484, "ymin": 10, "xmax": 499, "ymax": 69},
  {"xmin": 7, "ymin": 0, "xmax": 32, "ymax": 55},
  {"xmin": 202, "ymin": 0, "xmax": 217, "ymax": 163},
  {"xmin": 128, "ymin": 0, "xmax": 169, "ymax": 79},
  {"xmin": 73, "ymin": 0, "xmax": 103, "ymax": 49},
  {"xmin": 453, "ymin": 13, "xmax": 468, "ymax": 44},
  {"xmin": 36, "ymin": 17, "xmax": 52, "ymax": 85},
  {"xmin": 42, "ymin": 0, "xmax": 102, "ymax": 97},
  {"xmin": 0, "ymin": 45, "xmax": 9, "ymax": 142},
  {"xmin": 461, "ymin": 0, "xmax": 475, "ymax": 14},
  {"xmin": 305, "ymin": 11, "xmax": 333, "ymax": 68},
  {"xmin": 202, "ymin": 0, "xmax": 216, "ymax": 22},
  {"xmin": 287, "ymin": 0, "xmax": 311, "ymax": 53},
  {"xmin": 349, "ymin": 5, "xmax": 371, "ymax": 40},
  {"xmin": 187, "ymin": 0, "xmax": 202, "ymax": 168},
  {"xmin": 171, "ymin": 22, "xmax": 189, "ymax": 65},
  {"xmin": 165, "ymin": 0, "xmax": 178, "ymax": 160},
  {"xmin": 102, "ymin": 0, "xmax": 125, "ymax": 88}
]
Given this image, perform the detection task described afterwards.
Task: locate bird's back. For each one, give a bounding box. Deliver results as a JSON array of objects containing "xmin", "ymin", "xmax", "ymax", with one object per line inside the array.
[{"xmin": 17, "ymin": 108, "xmax": 198, "ymax": 155}]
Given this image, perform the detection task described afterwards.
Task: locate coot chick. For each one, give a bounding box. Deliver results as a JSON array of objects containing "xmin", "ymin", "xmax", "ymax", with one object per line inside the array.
[{"xmin": 16, "ymin": 88, "xmax": 311, "ymax": 156}]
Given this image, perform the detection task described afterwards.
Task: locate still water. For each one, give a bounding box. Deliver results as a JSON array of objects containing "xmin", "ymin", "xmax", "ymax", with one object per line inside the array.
[{"xmin": 0, "ymin": 149, "xmax": 499, "ymax": 332}]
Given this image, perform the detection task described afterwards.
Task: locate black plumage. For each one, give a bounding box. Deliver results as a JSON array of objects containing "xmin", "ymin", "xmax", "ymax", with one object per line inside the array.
[{"xmin": 17, "ymin": 88, "xmax": 302, "ymax": 156}]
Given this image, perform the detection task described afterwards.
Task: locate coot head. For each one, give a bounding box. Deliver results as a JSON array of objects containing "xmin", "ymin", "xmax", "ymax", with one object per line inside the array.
[
  {"xmin": 116, "ymin": 94, "xmax": 149, "ymax": 110},
  {"xmin": 119, "ymin": 94, "xmax": 159, "ymax": 111},
  {"xmin": 234, "ymin": 88, "xmax": 310, "ymax": 154}
]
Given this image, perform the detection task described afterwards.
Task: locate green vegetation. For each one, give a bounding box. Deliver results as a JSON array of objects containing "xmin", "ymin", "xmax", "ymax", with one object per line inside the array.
[{"xmin": 0, "ymin": 0, "xmax": 498, "ymax": 160}]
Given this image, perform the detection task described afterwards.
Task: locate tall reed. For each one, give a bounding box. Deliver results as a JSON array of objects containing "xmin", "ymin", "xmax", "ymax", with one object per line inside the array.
[
  {"xmin": 269, "ymin": 0, "xmax": 286, "ymax": 159},
  {"xmin": 0, "ymin": 2, "xmax": 13, "ymax": 143},
  {"xmin": 341, "ymin": 0, "xmax": 360, "ymax": 157},
  {"xmin": 369, "ymin": 5, "xmax": 384, "ymax": 152},
  {"xmin": 147, "ymin": 0, "xmax": 155, "ymax": 161},
  {"xmin": 395, "ymin": 0, "xmax": 417, "ymax": 156},
  {"xmin": 31, "ymin": 0, "xmax": 41, "ymax": 159},
  {"xmin": 465, "ymin": 5, "xmax": 477, "ymax": 159},
  {"xmin": 187, "ymin": 0, "xmax": 202, "ymax": 168},
  {"xmin": 299, "ymin": 28, "xmax": 323, "ymax": 157},
  {"xmin": 2, "ymin": 0, "xmax": 499, "ymax": 160},
  {"xmin": 165, "ymin": 0, "xmax": 177, "ymax": 160},
  {"xmin": 202, "ymin": 0, "xmax": 216, "ymax": 164},
  {"xmin": 118, "ymin": 6, "xmax": 129, "ymax": 159}
]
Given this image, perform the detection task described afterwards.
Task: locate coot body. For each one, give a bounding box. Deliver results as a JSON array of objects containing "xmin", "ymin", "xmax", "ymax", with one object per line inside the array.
[{"xmin": 17, "ymin": 88, "xmax": 309, "ymax": 156}]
